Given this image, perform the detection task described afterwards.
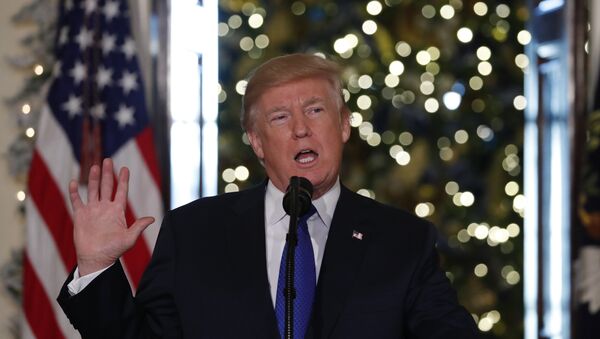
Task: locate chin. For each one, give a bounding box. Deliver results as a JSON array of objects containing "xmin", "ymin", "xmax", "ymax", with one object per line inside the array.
[
  {"xmin": 307, "ymin": 177, "xmax": 331, "ymax": 194},
  {"xmin": 299, "ymin": 172, "xmax": 319, "ymax": 184}
]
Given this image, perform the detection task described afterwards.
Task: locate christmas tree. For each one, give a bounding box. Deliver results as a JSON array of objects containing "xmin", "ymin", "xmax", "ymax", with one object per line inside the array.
[{"xmin": 217, "ymin": 1, "xmax": 527, "ymax": 337}]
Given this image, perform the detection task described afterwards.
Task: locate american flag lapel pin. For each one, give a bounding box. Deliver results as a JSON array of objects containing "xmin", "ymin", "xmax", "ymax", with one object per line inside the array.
[{"xmin": 352, "ymin": 230, "xmax": 364, "ymax": 240}]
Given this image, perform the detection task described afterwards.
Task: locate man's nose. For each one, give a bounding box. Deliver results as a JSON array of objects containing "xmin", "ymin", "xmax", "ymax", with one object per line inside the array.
[{"xmin": 292, "ymin": 113, "xmax": 311, "ymax": 138}]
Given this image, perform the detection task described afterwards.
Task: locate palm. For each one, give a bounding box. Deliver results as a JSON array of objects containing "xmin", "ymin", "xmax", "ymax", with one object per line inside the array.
[{"xmin": 69, "ymin": 158, "xmax": 154, "ymax": 276}]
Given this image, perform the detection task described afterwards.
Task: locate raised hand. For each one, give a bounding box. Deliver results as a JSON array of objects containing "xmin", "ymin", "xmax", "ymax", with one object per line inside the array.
[{"xmin": 69, "ymin": 158, "xmax": 155, "ymax": 276}]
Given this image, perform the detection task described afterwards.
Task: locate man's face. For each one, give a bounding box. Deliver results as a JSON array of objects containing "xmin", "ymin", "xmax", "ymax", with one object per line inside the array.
[{"xmin": 247, "ymin": 77, "xmax": 351, "ymax": 199}]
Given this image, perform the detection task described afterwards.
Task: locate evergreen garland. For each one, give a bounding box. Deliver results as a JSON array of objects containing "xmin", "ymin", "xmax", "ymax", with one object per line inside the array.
[{"xmin": 2, "ymin": 1, "xmax": 57, "ymax": 336}]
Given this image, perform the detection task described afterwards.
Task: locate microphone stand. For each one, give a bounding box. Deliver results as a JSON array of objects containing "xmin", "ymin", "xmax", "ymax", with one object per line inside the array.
[{"xmin": 284, "ymin": 180, "xmax": 301, "ymax": 339}]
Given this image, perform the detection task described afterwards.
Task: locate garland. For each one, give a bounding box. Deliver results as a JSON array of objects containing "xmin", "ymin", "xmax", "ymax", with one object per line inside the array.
[{"xmin": 2, "ymin": 0, "xmax": 57, "ymax": 336}]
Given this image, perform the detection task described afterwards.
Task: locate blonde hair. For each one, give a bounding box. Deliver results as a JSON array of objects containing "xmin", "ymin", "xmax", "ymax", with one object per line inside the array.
[{"xmin": 241, "ymin": 53, "xmax": 344, "ymax": 131}]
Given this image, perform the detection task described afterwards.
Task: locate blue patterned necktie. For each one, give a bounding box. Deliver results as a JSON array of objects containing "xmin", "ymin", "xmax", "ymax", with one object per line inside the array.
[{"xmin": 275, "ymin": 205, "xmax": 318, "ymax": 339}]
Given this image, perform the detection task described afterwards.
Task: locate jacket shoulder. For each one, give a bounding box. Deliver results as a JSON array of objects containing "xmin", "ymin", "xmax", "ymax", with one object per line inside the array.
[
  {"xmin": 343, "ymin": 187, "xmax": 431, "ymax": 226},
  {"xmin": 167, "ymin": 184, "xmax": 264, "ymax": 217}
]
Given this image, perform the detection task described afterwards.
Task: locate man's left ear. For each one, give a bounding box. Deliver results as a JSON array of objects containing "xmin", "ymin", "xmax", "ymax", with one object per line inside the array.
[
  {"xmin": 247, "ymin": 130, "xmax": 265, "ymax": 159},
  {"xmin": 341, "ymin": 107, "xmax": 351, "ymax": 143}
]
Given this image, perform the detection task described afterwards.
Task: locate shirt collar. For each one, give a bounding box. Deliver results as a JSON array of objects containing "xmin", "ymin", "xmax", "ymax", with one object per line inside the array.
[{"xmin": 265, "ymin": 179, "xmax": 340, "ymax": 229}]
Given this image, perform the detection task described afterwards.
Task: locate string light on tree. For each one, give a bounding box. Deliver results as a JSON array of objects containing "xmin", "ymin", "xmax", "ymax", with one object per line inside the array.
[
  {"xmin": 222, "ymin": 168, "xmax": 236, "ymax": 183},
  {"xmin": 366, "ymin": 1, "xmax": 382, "ymax": 16},
  {"xmin": 25, "ymin": 128, "xmax": 35, "ymax": 138},
  {"xmin": 422, "ymin": 5, "xmax": 435, "ymax": 19},
  {"xmin": 34, "ymin": 64, "xmax": 44, "ymax": 75},
  {"xmin": 473, "ymin": 2, "xmax": 489, "ymax": 16},
  {"xmin": 16, "ymin": 190, "xmax": 26, "ymax": 202},
  {"xmin": 225, "ymin": 183, "xmax": 239, "ymax": 193},
  {"xmin": 234, "ymin": 165, "xmax": 250, "ymax": 181},
  {"xmin": 357, "ymin": 188, "xmax": 376, "ymax": 199},
  {"xmin": 440, "ymin": 4, "xmax": 455, "ymax": 20}
]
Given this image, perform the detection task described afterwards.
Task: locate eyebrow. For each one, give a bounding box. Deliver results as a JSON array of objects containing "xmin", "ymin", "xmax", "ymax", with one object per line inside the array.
[
  {"xmin": 302, "ymin": 96, "xmax": 325, "ymax": 107},
  {"xmin": 264, "ymin": 96, "xmax": 325, "ymax": 115},
  {"xmin": 265, "ymin": 106, "xmax": 288, "ymax": 115}
]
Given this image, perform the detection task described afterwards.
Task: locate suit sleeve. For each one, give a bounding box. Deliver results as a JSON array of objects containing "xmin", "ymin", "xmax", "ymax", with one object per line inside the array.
[
  {"xmin": 57, "ymin": 213, "xmax": 182, "ymax": 339},
  {"xmin": 404, "ymin": 223, "xmax": 480, "ymax": 338}
]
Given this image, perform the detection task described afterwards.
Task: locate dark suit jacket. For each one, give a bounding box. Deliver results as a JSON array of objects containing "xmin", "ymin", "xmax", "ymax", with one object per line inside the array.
[{"xmin": 58, "ymin": 183, "xmax": 479, "ymax": 338}]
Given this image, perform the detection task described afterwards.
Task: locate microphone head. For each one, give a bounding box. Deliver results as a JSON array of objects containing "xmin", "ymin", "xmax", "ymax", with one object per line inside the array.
[{"xmin": 283, "ymin": 176, "xmax": 313, "ymax": 216}]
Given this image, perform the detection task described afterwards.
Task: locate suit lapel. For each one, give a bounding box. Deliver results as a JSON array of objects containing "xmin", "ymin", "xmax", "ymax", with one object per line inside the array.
[
  {"xmin": 312, "ymin": 185, "xmax": 368, "ymax": 338},
  {"xmin": 226, "ymin": 183, "xmax": 280, "ymax": 339}
]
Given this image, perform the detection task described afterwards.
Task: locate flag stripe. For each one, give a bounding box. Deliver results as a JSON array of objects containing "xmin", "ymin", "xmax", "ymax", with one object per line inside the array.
[
  {"xmin": 23, "ymin": 255, "xmax": 65, "ymax": 339},
  {"xmin": 25, "ymin": 198, "xmax": 80, "ymax": 338},
  {"xmin": 36, "ymin": 105, "xmax": 80, "ymax": 212},
  {"xmin": 25, "ymin": 199, "xmax": 69, "ymax": 300},
  {"xmin": 114, "ymin": 134, "xmax": 162, "ymax": 218},
  {"xmin": 28, "ymin": 151, "xmax": 76, "ymax": 268},
  {"xmin": 136, "ymin": 127, "xmax": 162, "ymax": 188},
  {"xmin": 113, "ymin": 137, "xmax": 162, "ymax": 248},
  {"xmin": 121, "ymin": 201, "xmax": 152, "ymax": 287}
]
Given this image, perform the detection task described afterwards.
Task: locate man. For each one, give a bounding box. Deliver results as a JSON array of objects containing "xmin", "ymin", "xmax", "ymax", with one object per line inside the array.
[{"xmin": 58, "ymin": 53, "xmax": 479, "ymax": 338}]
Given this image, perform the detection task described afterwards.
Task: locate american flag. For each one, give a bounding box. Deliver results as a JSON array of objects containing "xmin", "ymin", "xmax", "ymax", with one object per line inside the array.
[{"xmin": 23, "ymin": 0, "xmax": 163, "ymax": 337}]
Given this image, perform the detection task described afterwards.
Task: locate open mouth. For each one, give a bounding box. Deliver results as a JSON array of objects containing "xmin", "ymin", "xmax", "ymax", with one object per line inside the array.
[{"xmin": 295, "ymin": 149, "xmax": 318, "ymax": 164}]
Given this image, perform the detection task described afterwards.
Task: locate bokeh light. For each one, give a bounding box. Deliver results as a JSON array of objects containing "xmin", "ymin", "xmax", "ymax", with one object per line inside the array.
[
  {"xmin": 222, "ymin": 168, "xmax": 236, "ymax": 183},
  {"xmin": 469, "ymin": 76, "xmax": 484, "ymax": 90},
  {"xmin": 415, "ymin": 50, "xmax": 431, "ymax": 65},
  {"xmin": 517, "ymin": 30, "xmax": 532, "ymax": 45},
  {"xmin": 389, "ymin": 60, "xmax": 405, "ymax": 75},
  {"xmin": 34, "ymin": 65, "xmax": 44, "ymax": 75},
  {"xmin": 474, "ymin": 263, "xmax": 488, "ymax": 277},
  {"xmin": 443, "ymin": 91, "xmax": 462, "ymax": 110},
  {"xmin": 398, "ymin": 131, "xmax": 413, "ymax": 145},
  {"xmin": 422, "ymin": 5, "xmax": 435, "ymax": 18},
  {"xmin": 248, "ymin": 13, "xmax": 264, "ymax": 28},
  {"xmin": 473, "ymin": 2, "xmax": 488, "ymax": 16},
  {"xmin": 16, "ymin": 191, "xmax": 26, "ymax": 202},
  {"xmin": 424, "ymin": 97, "xmax": 439, "ymax": 113},
  {"xmin": 362, "ymin": 20, "xmax": 378, "ymax": 35},
  {"xmin": 228, "ymin": 15, "xmax": 242, "ymax": 29},
  {"xmin": 440, "ymin": 5, "xmax": 455, "ymax": 19},
  {"xmin": 457, "ymin": 27, "xmax": 474, "ymax": 43},
  {"xmin": 395, "ymin": 41, "xmax": 411, "ymax": 57},
  {"xmin": 290, "ymin": 1, "xmax": 306, "ymax": 15},
  {"xmin": 235, "ymin": 165, "xmax": 249, "ymax": 181},
  {"xmin": 366, "ymin": 1, "xmax": 383, "ymax": 15},
  {"xmin": 476, "ymin": 46, "xmax": 491, "ymax": 60}
]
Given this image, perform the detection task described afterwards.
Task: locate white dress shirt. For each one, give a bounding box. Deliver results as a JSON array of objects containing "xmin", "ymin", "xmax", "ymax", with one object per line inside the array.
[
  {"xmin": 264, "ymin": 180, "xmax": 339, "ymax": 306},
  {"xmin": 68, "ymin": 179, "xmax": 340, "ymax": 303}
]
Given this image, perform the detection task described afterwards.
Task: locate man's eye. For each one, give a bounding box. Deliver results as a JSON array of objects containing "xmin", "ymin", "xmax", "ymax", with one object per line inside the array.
[
  {"xmin": 308, "ymin": 107, "xmax": 323, "ymax": 114},
  {"xmin": 270, "ymin": 114, "xmax": 288, "ymax": 123}
]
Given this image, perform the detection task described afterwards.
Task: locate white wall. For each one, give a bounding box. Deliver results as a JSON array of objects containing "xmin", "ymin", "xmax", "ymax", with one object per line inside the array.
[{"xmin": 0, "ymin": 0, "xmax": 34, "ymax": 336}]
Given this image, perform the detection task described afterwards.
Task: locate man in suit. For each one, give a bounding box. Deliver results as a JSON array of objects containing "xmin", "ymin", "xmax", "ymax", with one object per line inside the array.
[{"xmin": 58, "ymin": 53, "xmax": 479, "ymax": 338}]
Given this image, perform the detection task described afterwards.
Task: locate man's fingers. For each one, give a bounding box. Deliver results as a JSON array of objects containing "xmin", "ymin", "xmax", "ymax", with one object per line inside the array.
[
  {"xmin": 68, "ymin": 180, "xmax": 84, "ymax": 211},
  {"xmin": 127, "ymin": 217, "xmax": 155, "ymax": 243},
  {"xmin": 114, "ymin": 167, "xmax": 130, "ymax": 206},
  {"xmin": 87, "ymin": 164, "xmax": 101, "ymax": 203},
  {"xmin": 100, "ymin": 158, "xmax": 115, "ymax": 201}
]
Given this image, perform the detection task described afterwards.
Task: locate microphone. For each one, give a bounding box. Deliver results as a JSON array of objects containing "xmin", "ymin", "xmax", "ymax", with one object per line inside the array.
[
  {"xmin": 283, "ymin": 176, "xmax": 313, "ymax": 217},
  {"xmin": 281, "ymin": 176, "xmax": 313, "ymax": 339}
]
